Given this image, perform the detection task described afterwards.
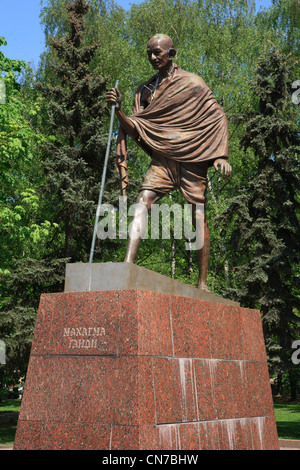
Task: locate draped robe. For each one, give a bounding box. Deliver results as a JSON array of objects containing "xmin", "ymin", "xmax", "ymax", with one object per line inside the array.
[
  {"xmin": 116, "ymin": 66, "xmax": 229, "ymax": 195},
  {"xmin": 127, "ymin": 65, "xmax": 229, "ymax": 165}
]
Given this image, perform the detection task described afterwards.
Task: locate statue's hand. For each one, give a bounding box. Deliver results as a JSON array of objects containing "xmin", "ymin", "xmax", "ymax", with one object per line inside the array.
[
  {"xmin": 213, "ymin": 158, "xmax": 232, "ymax": 177},
  {"xmin": 106, "ymin": 87, "xmax": 122, "ymax": 110}
]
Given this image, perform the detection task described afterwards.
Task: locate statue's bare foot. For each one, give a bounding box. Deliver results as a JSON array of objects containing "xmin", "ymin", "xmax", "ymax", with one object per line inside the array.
[{"xmin": 197, "ymin": 283, "xmax": 211, "ymax": 293}]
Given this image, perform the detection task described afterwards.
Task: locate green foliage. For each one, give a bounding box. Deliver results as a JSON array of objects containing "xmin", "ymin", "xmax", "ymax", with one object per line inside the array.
[
  {"xmin": 217, "ymin": 47, "xmax": 300, "ymax": 381},
  {"xmin": 37, "ymin": 0, "xmax": 117, "ymax": 261},
  {"xmin": 0, "ymin": 40, "xmax": 68, "ymax": 386}
]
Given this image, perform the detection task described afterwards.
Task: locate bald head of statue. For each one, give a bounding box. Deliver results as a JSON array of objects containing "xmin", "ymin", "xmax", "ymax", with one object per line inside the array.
[
  {"xmin": 148, "ymin": 34, "xmax": 175, "ymax": 50},
  {"xmin": 147, "ymin": 34, "xmax": 176, "ymax": 73}
]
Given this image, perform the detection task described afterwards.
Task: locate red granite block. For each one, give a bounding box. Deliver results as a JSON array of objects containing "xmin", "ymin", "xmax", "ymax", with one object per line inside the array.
[
  {"xmin": 152, "ymin": 357, "xmax": 200, "ymax": 424},
  {"xmin": 110, "ymin": 357, "xmax": 140, "ymax": 426},
  {"xmin": 250, "ymin": 416, "xmax": 269, "ymax": 450},
  {"xmin": 19, "ymin": 354, "xmax": 157, "ymax": 428},
  {"xmin": 209, "ymin": 304, "xmax": 243, "ymax": 360},
  {"xmin": 198, "ymin": 421, "xmax": 220, "ymax": 450},
  {"xmin": 152, "ymin": 357, "xmax": 183, "ymax": 424},
  {"xmin": 33, "ymin": 290, "xmax": 176, "ymax": 358},
  {"xmin": 139, "ymin": 425, "xmax": 161, "ymax": 450},
  {"xmin": 233, "ymin": 418, "xmax": 253, "ymax": 450},
  {"xmin": 177, "ymin": 423, "xmax": 201, "ymax": 450},
  {"xmin": 263, "ymin": 415, "xmax": 280, "ymax": 450},
  {"xmin": 30, "ymin": 295, "xmax": 54, "ymax": 354},
  {"xmin": 14, "ymin": 421, "xmax": 41, "ymax": 450},
  {"xmin": 250, "ymin": 415, "xmax": 279, "ymax": 450},
  {"xmin": 136, "ymin": 357, "xmax": 156, "ymax": 425},
  {"xmin": 20, "ymin": 355, "xmax": 127, "ymax": 424},
  {"xmin": 240, "ymin": 307, "xmax": 267, "ymax": 362},
  {"xmin": 171, "ymin": 297, "xmax": 211, "ymax": 358},
  {"xmin": 110, "ymin": 426, "xmax": 139, "ymax": 450},
  {"xmin": 117, "ymin": 290, "xmax": 139, "ymax": 355},
  {"xmin": 113, "ymin": 356, "xmax": 157, "ymax": 426},
  {"xmin": 193, "ymin": 359, "xmax": 215, "ymax": 421},
  {"xmin": 136, "ymin": 291, "xmax": 173, "ymax": 356},
  {"xmin": 218, "ymin": 419, "xmax": 253, "ymax": 450},
  {"xmin": 244, "ymin": 362, "xmax": 274, "ymax": 417},
  {"xmin": 155, "ymin": 424, "xmax": 182, "ymax": 450},
  {"xmin": 31, "ymin": 291, "xmax": 120, "ymax": 356},
  {"xmin": 228, "ymin": 361, "xmax": 248, "ymax": 418},
  {"xmin": 193, "ymin": 359, "xmax": 249, "ymax": 422},
  {"xmin": 40, "ymin": 422, "xmax": 111, "ymax": 450},
  {"xmin": 212, "ymin": 360, "xmax": 236, "ymax": 420},
  {"xmin": 15, "ymin": 289, "xmax": 279, "ymax": 450},
  {"xmin": 140, "ymin": 423, "xmax": 204, "ymax": 450},
  {"xmin": 177, "ymin": 358, "xmax": 199, "ymax": 422},
  {"xmin": 207, "ymin": 360, "xmax": 248, "ymax": 421},
  {"xmin": 218, "ymin": 419, "xmax": 237, "ymax": 450}
]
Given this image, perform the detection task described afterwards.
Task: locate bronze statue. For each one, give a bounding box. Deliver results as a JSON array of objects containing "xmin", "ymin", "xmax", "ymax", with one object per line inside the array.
[{"xmin": 106, "ymin": 34, "xmax": 231, "ymax": 292}]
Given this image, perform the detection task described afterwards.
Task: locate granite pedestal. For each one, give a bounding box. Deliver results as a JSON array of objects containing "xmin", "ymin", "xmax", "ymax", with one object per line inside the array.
[{"xmin": 14, "ymin": 263, "xmax": 279, "ymax": 450}]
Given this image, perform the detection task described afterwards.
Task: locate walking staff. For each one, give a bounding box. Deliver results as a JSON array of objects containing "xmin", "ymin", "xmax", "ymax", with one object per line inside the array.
[{"xmin": 89, "ymin": 80, "xmax": 119, "ymax": 264}]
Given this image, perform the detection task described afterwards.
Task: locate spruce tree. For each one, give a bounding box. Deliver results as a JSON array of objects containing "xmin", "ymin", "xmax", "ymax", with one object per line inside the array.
[
  {"xmin": 218, "ymin": 47, "xmax": 300, "ymax": 392},
  {"xmin": 0, "ymin": 0, "xmax": 117, "ymax": 387},
  {"xmin": 37, "ymin": 0, "xmax": 114, "ymax": 261}
]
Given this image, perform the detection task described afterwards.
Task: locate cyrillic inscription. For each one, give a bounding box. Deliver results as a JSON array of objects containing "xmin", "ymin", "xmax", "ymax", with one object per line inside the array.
[{"xmin": 63, "ymin": 326, "xmax": 106, "ymax": 349}]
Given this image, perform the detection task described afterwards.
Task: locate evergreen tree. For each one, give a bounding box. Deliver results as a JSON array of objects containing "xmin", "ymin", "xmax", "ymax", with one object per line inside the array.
[
  {"xmin": 0, "ymin": 40, "xmax": 61, "ymax": 388},
  {"xmin": 218, "ymin": 47, "xmax": 300, "ymax": 393},
  {"xmin": 37, "ymin": 0, "xmax": 115, "ymax": 261},
  {"xmin": 0, "ymin": 0, "xmax": 117, "ymax": 388}
]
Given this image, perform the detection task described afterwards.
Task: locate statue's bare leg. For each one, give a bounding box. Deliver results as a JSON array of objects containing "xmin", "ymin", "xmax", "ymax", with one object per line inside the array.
[
  {"xmin": 192, "ymin": 205, "xmax": 211, "ymax": 291},
  {"xmin": 125, "ymin": 189, "xmax": 162, "ymax": 263},
  {"xmin": 125, "ymin": 193, "xmax": 211, "ymax": 292}
]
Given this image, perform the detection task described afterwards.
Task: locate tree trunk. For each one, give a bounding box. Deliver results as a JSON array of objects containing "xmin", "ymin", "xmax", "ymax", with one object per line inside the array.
[
  {"xmin": 171, "ymin": 235, "xmax": 175, "ymax": 278},
  {"xmin": 276, "ymin": 373, "xmax": 283, "ymax": 396},
  {"xmin": 64, "ymin": 212, "xmax": 72, "ymax": 258},
  {"xmin": 224, "ymin": 259, "xmax": 229, "ymax": 287},
  {"xmin": 186, "ymin": 238, "xmax": 193, "ymax": 280},
  {"xmin": 289, "ymin": 374, "xmax": 298, "ymax": 402}
]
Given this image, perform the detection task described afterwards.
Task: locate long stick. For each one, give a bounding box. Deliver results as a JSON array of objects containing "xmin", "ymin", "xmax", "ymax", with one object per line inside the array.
[{"xmin": 89, "ymin": 80, "xmax": 119, "ymax": 264}]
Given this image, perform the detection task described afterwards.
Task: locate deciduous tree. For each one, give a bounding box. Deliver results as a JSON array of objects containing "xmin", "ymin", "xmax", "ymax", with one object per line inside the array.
[{"xmin": 217, "ymin": 47, "xmax": 300, "ymax": 395}]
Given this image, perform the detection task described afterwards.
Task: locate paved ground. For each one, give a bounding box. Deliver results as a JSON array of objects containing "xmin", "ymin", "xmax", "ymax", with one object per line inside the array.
[{"xmin": 278, "ymin": 439, "xmax": 300, "ymax": 450}]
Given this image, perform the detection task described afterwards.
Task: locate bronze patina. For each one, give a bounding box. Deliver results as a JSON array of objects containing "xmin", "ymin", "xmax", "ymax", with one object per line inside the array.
[{"xmin": 106, "ymin": 34, "xmax": 231, "ymax": 291}]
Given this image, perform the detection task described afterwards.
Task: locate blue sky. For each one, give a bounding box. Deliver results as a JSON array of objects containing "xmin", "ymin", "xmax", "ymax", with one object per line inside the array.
[{"xmin": 0, "ymin": 0, "xmax": 273, "ymax": 66}]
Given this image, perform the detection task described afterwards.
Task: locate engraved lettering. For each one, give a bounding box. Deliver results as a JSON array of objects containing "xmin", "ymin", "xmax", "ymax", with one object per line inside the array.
[
  {"xmin": 65, "ymin": 325, "xmax": 105, "ymax": 349},
  {"xmin": 68, "ymin": 338, "xmax": 99, "ymax": 349}
]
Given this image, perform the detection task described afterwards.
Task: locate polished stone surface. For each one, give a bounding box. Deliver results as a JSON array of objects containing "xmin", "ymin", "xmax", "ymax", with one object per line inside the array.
[
  {"xmin": 14, "ymin": 289, "xmax": 279, "ymax": 450},
  {"xmin": 64, "ymin": 262, "xmax": 240, "ymax": 306}
]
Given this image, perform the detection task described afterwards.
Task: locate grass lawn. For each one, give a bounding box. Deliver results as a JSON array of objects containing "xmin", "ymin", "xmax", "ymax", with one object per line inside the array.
[
  {"xmin": 0, "ymin": 399, "xmax": 21, "ymax": 413},
  {"xmin": 0, "ymin": 399, "xmax": 21, "ymax": 446},
  {"xmin": 273, "ymin": 400, "xmax": 300, "ymax": 440},
  {"xmin": 0, "ymin": 398, "xmax": 299, "ymax": 446}
]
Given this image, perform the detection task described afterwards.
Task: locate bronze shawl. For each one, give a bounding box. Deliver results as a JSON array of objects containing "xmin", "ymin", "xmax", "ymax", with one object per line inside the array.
[
  {"xmin": 128, "ymin": 65, "xmax": 229, "ymax": 165},
  {"xmin": 116, "ymin": 66, "xmax": 229, "ymax": 194}
]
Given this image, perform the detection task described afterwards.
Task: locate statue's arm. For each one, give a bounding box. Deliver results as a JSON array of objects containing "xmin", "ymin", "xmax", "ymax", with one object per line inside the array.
[{"xmin": 106, "ymin": 87, "xmax": 138, "ymax": 140}]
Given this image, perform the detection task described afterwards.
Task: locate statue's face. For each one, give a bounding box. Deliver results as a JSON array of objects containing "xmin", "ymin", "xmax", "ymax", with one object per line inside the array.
[{"xmin": 146, "ymin": 38, "xmax": 172, "ymax": 71}]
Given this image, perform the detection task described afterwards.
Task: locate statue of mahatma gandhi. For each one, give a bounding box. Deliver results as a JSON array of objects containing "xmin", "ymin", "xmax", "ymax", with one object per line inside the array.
[{"xmin": 106, "ymin": 34, "xmax": 231, "ymax": 292}]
